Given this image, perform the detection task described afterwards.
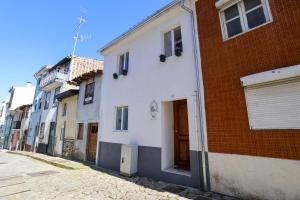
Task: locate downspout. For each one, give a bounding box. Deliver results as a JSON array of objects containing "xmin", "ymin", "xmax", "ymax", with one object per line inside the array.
[{"xmin": 180, "ymin": 0, "xmax": 208, "ymax": 191}]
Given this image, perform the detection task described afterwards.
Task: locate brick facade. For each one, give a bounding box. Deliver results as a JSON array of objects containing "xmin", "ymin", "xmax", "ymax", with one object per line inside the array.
[{"xmin": 196, "ymin": 0, "xmax": 300, "ymax": 160}]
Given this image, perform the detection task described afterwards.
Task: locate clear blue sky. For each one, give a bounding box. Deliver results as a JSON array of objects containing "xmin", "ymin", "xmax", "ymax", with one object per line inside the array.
[{"xmin": 0, "ymin": 0, "xmax": 171, "ymax": 100}]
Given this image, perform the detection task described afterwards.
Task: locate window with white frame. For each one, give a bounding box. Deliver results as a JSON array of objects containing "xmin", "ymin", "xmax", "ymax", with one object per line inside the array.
[
  {"xmin": 164, "ymin": 26, "xmax": 183, "ymax": 57},
  {"xmin": 53, "ymin": 87, "xmax": 60, "ymax": 105},
  {"xmin": 220, "ymin": 0, "xmax": 272, "ymax": 39},
  {"xmin": 84, "ymin": 82, "xmax": 95, "ymax": 105},
  {"xmin": 118, "ymin": 52, "xmax": 129, "ymax": 75},
  {"xmin": 44, "ymin": 92, "xmax": 51, "ymax": 110},
  {"xmin": 115, "ymin": 106, "xmax": 128, "ymax": 131}
]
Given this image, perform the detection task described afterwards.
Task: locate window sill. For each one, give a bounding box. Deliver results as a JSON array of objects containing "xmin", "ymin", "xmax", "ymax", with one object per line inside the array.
[
  {"xmin": 222, "ymin": 20, "xmax": 273, "ymax": 42},
  {"xmin": 113, "ymin": 130, "xmax": 128, "ymax": 133}
]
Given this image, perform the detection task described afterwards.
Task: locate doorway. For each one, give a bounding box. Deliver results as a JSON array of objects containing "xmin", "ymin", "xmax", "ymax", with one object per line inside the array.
[
  {"xmin": 86, "ymin": 123, "xmax": 98, "ymax": 163},
  {"xmin": 47, "ymin": 122, "xmax": 56, "ymax": 155},
  {"xmin": 173, "ymin": 99, "xmax": 190, "ymax": 170}
]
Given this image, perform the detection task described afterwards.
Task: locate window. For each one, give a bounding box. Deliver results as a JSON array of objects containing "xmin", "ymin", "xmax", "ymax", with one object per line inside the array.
[
  {"xmin": 38, "ymin": 98, "xmax": 42, "ymax": 110},
  {"xmin": 60, "ymin": 122, "xmax": 66, "ymax": 140},
  {"xmin": 84, "ymin": 82, "xmax": 95, "ymax": 105},
  {"xmin": 241, "ymin": 65, "xmax": 300, "ymax": 129},
  {"xmin": 77, "ymin": 123, "xmax": 84, "ymax": 140},
  {"xmin": 163, "ymin": 26, "xmax": 183, "ymax": 57},
  {"xmin": 62, "ymin": 103, "xmax": 67, "ymax": 116},
  {"xmin": 115, "ymin": 106, "xmax": 128, "ymax": 131},
  {"xmin": 33, "ymin": 100, "xmax": 37, "ymax": 111},
  {"xmin": 118, "ymin": 52, "xmax": 129, "ymax": 75},
  {"xmin": 220, "ymin": 0, "xmax": 272, "ymax": 39},
  {"xmin": 53, "ymin": 87, "xmax": 60, "ymax": 105},
  {"xmin": 44, "ymin": 92, "xmax": 51, "ymax": 110}
]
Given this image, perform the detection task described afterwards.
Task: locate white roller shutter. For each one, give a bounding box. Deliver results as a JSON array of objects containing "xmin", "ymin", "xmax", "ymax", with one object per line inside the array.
[{"xmin": 244, "ymin": 80, "xmax": 300, "ymax": 129}]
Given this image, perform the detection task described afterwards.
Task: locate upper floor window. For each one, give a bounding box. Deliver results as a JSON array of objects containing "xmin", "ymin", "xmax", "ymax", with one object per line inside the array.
[
  {"xmin": 164, "ymin": 26, "xmax": 183, "ymax": 58},
  {"xmin": 44, "ymin": 92, "xmax": 51, "ymax": 110},
  {"xmin": 53, "ymin": 87, "xmax": 60, "ymax": 105},
  {"xmin": 38, "ymin": 98, "xmax": 42, "ymax": 110},
  {"xmin": 220, "ymin": 0, "xmax": 272, "ymax": 39},
  {"xmin": 115, "ymin": 106, "xmax": 128, "ymax": 131},
  {"xmin": 62, "ymin": 103, "xmax": 67, "ymax": 116},
  {"xmin": 118, "ymin": 52, "xmax": 129, "ymax": 75},
  {"xmin": 84, "ymin": 82, "xmax": 95, "ymax": 105}
]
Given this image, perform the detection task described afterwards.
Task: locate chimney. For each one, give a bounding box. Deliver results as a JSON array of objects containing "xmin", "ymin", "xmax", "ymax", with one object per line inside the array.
[{"xmin": 26, "ymin": 81, "xmax": 32, "ymax": 87}]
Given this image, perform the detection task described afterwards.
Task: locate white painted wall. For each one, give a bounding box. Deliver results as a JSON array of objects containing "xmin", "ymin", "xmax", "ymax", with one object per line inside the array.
[
  {"xmin": 9, "ymin": 86, "xmax": 35, "ymax": 111},
  {"xmin": 209, "ymin": 153, "xmax": 300, "ymax": 200},
  {"xmin": 99, "ymin": 3, "xmax": 201, "ymax": 166},
  {"xmin": 75, "ymin": 75, "xmax": 102, "ymax": 160}
]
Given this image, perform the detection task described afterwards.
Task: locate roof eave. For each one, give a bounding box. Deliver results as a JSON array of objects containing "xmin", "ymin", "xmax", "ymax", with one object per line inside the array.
[{"xmin": 97, "ymin": 0, "xmax": 180, "ymax": 55}]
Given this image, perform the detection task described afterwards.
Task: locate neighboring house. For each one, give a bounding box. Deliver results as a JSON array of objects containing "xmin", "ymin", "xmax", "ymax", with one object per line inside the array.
[
  {"xmin": 54, "ymin": 89, "xmax": 79, "ymax": 158},
  {"xmin": 72, "ymin": 68, "xmax": 103, "ymax": 162},
  {"xmin": 26, "ymin": 65, "xmax": 51, "ymax": 152},
  {"xmin": 37, "ymin": 55, "xmax": 103, "ymax": 155},
  {"xmin": 196, "ymin": 0, "xmax": 300, "ymax": 199},
  {"xmin": 3, "ymin": 82, "xmax": 35, "ymax": 149},
  {"xmin": 98, "ymin": 0, "xmax": 205, "ymax": 188},
  {"xmin": 10, "ymin": 104, "xmax": 32, "ymax": 151},
  {"xmin": 0, "ymin": 97, "xmax": 9, "ymax": 143}
]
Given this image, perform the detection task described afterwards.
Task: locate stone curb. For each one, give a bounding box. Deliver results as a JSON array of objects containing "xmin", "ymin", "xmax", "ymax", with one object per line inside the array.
[{"xmin": 7, "ymin": 151, "xmax": 75, "ymax": 170}]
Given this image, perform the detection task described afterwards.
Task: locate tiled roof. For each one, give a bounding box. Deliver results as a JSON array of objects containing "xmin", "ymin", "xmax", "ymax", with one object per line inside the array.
[{"xmin": 70, "ymin": 57, "xmax": 103, "ymax": 81}]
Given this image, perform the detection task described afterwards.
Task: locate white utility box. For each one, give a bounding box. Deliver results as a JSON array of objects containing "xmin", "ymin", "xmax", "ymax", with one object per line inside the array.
[{"xmin": 120, "ymin": 144, "xmax": 138, "ymax": 177}]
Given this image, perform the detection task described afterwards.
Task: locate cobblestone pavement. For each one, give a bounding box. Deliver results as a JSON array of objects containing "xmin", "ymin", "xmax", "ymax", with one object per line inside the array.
[{"xmin": 0, "ymin": 151, "xmax": 239, "ymax": 200}]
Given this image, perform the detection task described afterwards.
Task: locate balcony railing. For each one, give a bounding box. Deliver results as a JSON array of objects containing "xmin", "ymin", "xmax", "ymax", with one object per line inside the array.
[
  {"xmin": 12, "ymin": 121, "xmax": 21, "ymax": 129},
  {"xmin": 40, "ymin": 71, "xmax": 68, "ymax": 89}
]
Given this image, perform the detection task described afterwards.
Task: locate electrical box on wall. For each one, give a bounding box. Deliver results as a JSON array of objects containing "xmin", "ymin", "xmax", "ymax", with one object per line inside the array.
[{"xmin": 120, "ymin": 144, "xmax": 138, "ymax": 177}]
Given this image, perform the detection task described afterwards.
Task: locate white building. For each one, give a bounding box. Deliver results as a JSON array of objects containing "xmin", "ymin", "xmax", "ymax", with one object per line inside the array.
[
  {"xmin": 98, "ymin": 0, "xmax": 206, "ymax": 188},
  {"xmin": 37, "ymin": 56, "xmax": 103, "ymax": 155},
  {"xmin": 3, "ymin": 82, "xmax": 35, "ymax": 149},
  {"xmin": 26, "ymin": 65, "xmax": 51, "ymax": 152},
  {"xmin": 72, "ymin": 68, "xmax": 103, "ymax": 162}
]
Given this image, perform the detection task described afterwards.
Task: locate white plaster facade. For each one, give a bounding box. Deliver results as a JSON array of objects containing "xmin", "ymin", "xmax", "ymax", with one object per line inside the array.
[
  {"xmin": 99, "ymin": 1, "xmax": 202, "ymax": 172},
  {"xmin": 209, "ymin": 153, "xmax": 300, "ymax": 200},
  {"xmin": 74, "ymin": 74, "xmax": 102, "ymax": 161}
]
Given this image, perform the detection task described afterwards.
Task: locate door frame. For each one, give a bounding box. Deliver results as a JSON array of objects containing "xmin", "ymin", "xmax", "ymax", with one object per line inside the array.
[
  {"xmin": 173, "ymin": 99, "xmax": 190, "ymax": 170},
  {"xmin": 86, "ymin": 123, "xmax": 98, "ymax": 162}
]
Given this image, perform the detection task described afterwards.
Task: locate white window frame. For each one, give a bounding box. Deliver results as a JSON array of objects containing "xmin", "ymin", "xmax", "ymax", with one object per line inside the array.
[
  {"xmin": 162, "ymin": 26, "xmax": 183, "ymax": 58},
  {"xmin": 115, "ymin": 106, "xmax": 128, "ymax": 132},
  {"xmin": 219, "ymin": 0, "xmax": 272, "ymax": 40},
  {"xmin": 118, "ymin": 52, "xmax": 129, "ymax": 75}
]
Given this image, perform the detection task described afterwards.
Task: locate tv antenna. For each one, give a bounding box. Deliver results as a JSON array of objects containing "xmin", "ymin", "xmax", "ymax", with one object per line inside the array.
[{"xmin": 72, "ymin": 15, "xmax": 91, "ymax": 56}]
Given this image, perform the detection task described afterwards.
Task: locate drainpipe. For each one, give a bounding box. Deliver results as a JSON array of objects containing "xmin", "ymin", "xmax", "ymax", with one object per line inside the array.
[{"xmin": 180, "ymin": 0, "xmax": 208, "ymax": 191}]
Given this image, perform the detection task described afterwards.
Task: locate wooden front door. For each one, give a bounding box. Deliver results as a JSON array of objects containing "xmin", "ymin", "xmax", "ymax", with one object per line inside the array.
[
  {"xmin": 86, "ymin": 123, "xmax": 98, "ymax": 162},
  {"xmin": 174, "ymin": 99, "xmax": 190, "ymax": 170},
  {"xmin": 47, "ymin": 122, "xmax": 56, "ymax": 155}
]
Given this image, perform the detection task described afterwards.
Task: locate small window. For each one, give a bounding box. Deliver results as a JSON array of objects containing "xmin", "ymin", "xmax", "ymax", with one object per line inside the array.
[
  {"xmin": 115, "ymin": 106, "xmax": 128, "ymax": 131},
  {"xmin": 77, "ymin": 123, "xmax": 84, "ymax": 140},
  {"xmin": 60, "ymin": 122, "xmax": 66, "ymax": 140},
  {"xmin": 118, "ymin": 52, "xmax": 129, "ymax": 75},
  {"xmin": 33, "ymin": 100, "xmax": 37, "ymax": 111},
  {"xmin": 44, "ymin": 92, "xmax": 51, "ymax": 110},
  {"xmin": 220, "ymin": 0, "xmax": 271, "ymax": 39},
  {"xmin": 84, "ymin": 82, "xmax": 95, "ymax": 105},
  {"xmin": 38, "ymin": 98, "xmax": 42, "ymax": 110},
  {"xmin": 163, "ymin": 26, "xmax": 183, "ymax": 57},
  {"xmin": 62, "ymin": 103, "xmax": 67, "ymax": 116},
  {"xmin": 53, "ymin": 87, "xmax": 61, "ymax": 105}
]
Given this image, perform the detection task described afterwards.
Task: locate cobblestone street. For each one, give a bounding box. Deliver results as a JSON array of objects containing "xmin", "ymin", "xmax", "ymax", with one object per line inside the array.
[{"xmin": 0, "ymin": 151, "xmax": 238, "ymax": 200}]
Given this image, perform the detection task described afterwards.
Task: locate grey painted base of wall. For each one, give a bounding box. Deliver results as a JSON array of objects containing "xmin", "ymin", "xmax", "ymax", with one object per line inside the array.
[{"xmin": 97, "ymin": 142, "xmax": 210, "ymax": 190}]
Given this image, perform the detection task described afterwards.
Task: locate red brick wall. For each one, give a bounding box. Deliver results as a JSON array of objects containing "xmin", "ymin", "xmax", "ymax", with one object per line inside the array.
[{"xmin": 196, "ymin": 0, "xmax": 300, "ymax": 160}]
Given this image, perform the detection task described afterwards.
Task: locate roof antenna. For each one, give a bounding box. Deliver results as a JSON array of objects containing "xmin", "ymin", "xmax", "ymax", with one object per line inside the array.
[{"xmin": 72, "ymin": 8, "xmax": 91, "ymax": 56}]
